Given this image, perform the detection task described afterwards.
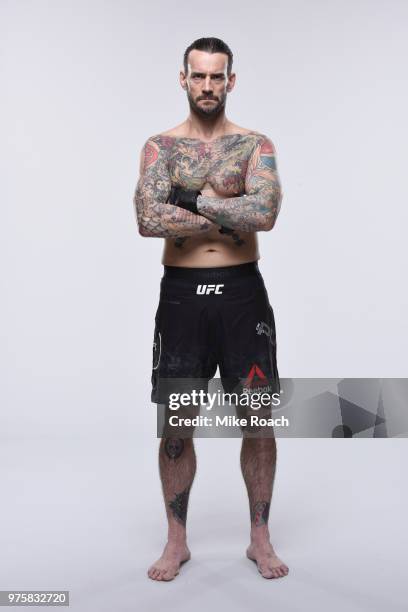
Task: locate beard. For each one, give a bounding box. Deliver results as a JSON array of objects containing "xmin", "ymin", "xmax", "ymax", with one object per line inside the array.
[{"xmin": 187, "ymin": 90, "xmax": 227, "ymax": 118}]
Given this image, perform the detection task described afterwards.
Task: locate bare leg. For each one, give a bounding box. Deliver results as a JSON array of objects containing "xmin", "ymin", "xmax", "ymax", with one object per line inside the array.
[
  {"xmin": 148, "ymin": 438, "xmax": 195, "ymax": 581},
  {"xmin": 241, "ymin": 437, "xmax": 289, "ymax": 579}
]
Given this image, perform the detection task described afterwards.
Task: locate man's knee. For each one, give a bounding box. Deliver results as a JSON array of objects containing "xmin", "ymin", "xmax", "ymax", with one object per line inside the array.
[{"xmin": 160, "ymin": 437, "xmax": 193, "ymax": 460}]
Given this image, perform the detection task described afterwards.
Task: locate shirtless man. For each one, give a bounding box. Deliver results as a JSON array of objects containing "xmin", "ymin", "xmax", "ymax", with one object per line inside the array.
[{"xmin": 133, "ymin": 37, "xmax": 288, "ymax": 581}]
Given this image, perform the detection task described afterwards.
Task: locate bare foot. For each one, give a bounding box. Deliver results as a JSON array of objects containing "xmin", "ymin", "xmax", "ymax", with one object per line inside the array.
[
  {"xmin": 247, "ymin": 540, "xmax": 289, "ymax": 579},
  {"xmin": 148, "ymin": 541, "xmax": 191, "ymax": 581}
]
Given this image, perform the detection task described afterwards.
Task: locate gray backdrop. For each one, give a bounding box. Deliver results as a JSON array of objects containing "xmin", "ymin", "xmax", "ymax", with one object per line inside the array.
[{"xmin": 2, "ymin": 1, "xmax": 407, "ymax": 610}]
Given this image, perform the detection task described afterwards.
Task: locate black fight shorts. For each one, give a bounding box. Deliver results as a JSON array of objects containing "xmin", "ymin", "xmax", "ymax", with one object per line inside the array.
[{"xmin": 151, "ymin": 261, "xmax": 280, "ymax": 407}]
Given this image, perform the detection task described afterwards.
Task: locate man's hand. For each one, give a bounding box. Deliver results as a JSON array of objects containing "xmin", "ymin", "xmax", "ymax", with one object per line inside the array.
[{"xmin": 167, "ymin": 185, "xmax": 202, "ymax": 215}]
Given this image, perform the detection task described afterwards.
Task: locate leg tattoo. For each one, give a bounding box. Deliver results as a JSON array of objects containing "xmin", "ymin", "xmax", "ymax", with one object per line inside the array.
[
  {"xmin": 241, "ymin": 438, "xmax": 276, "ymax": 528},
  {"xmin": 159, "ymin": 438, "xmax": 196, "ymax": 531},
  {"xmin": 164, "ymin": 438, "xmax": 185, "ymax": 460},
  {"xmin": 169, "ymin": 487, "xmax": 190, "ymax": 526},
  {"xmin": 251, "ymin": 501, "xmax": 270, "ymax": 526}
]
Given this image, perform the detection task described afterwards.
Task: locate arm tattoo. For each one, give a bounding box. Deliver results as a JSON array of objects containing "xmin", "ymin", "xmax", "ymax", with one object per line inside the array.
[
  {"xmin": 197, "ymin": 136, "xmax": 282, "ymax": 232},
  {"xmin": 164, "ymin": 438, "xmax": 185, "ymax": 459},
  {"xmin": 133, "ymin": 135, "xmax": 213, "ymax": 238},
  {"xmin": 169, "ymin": 486, "xmax": 190, "ymax": 526},
  {"xmin": 251, "ymin": 501, "xmax": 270, "ymax": 526}
]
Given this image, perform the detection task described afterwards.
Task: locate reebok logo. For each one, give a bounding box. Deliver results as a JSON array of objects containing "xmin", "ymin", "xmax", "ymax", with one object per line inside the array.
[
  {"xmin": 196, "ymin": 284, "xmax": 224, "ymax": 295},
  {"xmin": 244, "ymin": 364, "xmax": 268, "ymax": 389},
  {"xmin": 242, "ymin": 363, "xmax": 276, "ymax": 395}
]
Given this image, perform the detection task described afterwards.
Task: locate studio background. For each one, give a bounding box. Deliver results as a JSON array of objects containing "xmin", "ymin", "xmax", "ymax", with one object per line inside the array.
[{"xmin": 2, "ymin": 1, "xmax": 407, "ymax": 611}]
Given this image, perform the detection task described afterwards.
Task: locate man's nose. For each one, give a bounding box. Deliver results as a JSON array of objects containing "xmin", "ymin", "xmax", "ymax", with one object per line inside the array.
[{"xmin": 202, "ymin": 76, "xmax": 213, "ymax": 92}]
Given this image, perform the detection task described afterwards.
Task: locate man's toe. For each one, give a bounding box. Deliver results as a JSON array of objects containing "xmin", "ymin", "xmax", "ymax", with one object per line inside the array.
[
  {"xmin": 259, "ymin": 564, "xmax": 274, "ymax": 579},
  {"xmin": 162, "ymin": 569, "xmax": 176, "ymax": 581}
]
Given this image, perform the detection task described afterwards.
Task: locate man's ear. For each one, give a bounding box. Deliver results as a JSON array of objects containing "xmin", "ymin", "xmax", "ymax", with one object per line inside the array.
[
  {"xmin": 226, "ymin": 72, "xmax": 236, "ymax": 93},
  {"xmin": 179, "ymin": 69, "xmax": 188, "ymax": 90}
]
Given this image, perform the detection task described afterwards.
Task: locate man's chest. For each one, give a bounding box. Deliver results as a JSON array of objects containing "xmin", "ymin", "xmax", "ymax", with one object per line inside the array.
[{"xmin": 167, "ymin": 134, "xmax": 258, "ymax": 197}]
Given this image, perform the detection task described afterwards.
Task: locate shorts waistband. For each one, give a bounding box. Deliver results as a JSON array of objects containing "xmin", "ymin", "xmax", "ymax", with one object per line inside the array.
[{"xmin": 163, "ymin": 261, "xmax": 260, "ymax": 282}]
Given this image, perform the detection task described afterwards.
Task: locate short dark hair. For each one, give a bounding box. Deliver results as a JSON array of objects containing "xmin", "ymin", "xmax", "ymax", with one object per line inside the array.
[{"xmin": 183, "ymin": 37, "xmax": 233, "ymax": 75}]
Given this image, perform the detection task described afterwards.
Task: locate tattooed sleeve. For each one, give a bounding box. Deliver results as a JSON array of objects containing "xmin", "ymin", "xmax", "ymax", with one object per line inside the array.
[
  {"xmin": 196, "ymin": 135, "xmax": 282, "ymax": 232},
  {"xmin": 133, "ymin": 135, "xmax": 214, "ymax": 238}
]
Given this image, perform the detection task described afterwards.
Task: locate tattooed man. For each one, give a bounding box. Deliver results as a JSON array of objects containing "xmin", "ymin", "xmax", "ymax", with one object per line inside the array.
[{"xmin": 133, "ymin": 37, "xmax": 288, "ymax": 581}]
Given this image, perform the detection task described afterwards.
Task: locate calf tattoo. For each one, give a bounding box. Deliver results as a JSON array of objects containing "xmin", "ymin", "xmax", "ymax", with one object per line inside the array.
[
  {"xmin": 169, "ymin": 486, "xmax": 190, "ymax": 525},
  {"xmin": 251, "ymin": 501, "xmax": 270, "ymax": 526},
  {"xmin": 164, "ymin": 438, "xmax": 185, "ymax": 459}
]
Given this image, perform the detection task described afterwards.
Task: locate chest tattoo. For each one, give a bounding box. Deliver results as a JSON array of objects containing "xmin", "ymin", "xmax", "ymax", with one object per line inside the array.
[{"xmin": 169, "ymin": 134, "xmax": 260, "ymax": 247}]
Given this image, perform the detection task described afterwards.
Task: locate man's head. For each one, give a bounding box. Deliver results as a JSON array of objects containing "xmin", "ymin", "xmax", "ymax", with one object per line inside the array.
[{"xmin": 180, "ymin": 37, "xmax": 236, "ymax": 118}]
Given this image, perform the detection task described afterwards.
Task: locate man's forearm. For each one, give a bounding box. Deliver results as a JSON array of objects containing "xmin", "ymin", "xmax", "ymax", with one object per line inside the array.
[
  {"xmin": 135, "ymin": 195, "xmax": 215, "ymax": 238},
  {"xmin": 197, "ymin": 188, "xmax": 281, "ymax": 233},
  {"xmin": 134, "ymin": 136, "xmax": 216, "ymax": 238}
]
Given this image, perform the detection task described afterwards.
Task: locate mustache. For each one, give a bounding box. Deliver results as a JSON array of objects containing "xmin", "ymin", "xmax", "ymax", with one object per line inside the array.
[{"xmin": 197, "ymin": 96, "xmax": 219, "ymax": 101}]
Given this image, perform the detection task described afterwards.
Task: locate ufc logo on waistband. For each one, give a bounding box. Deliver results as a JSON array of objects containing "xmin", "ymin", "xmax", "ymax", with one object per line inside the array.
[{"xmin": 196, "ymin": 284, "xmax": 224, "ymax": 295}]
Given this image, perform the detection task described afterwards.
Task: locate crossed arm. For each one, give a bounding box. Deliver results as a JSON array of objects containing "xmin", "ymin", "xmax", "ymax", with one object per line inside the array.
[
  {"xmin": 133, "ymin": 134, "xmax": 282, "ymax": 237},
  {"xmin": 197, "ymin": 136, "xmax": 282, "ymax": 232},
  {"xmin": 133, "ymin": 137, "xmax": 215, "ymax": 238}
]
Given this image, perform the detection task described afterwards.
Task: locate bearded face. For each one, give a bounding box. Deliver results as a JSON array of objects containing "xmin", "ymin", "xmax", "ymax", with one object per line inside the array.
[
  {"xmin": 186, "ymin": 88, "xmax": 227, "ymax": 118},
  {"xmin": 181, "ymin": 49, "xmax": 235, "ymax": 120}
]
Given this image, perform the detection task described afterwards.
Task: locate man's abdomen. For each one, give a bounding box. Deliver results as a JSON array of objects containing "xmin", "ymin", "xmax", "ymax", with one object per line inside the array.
[{"xmin": 162, "ymin": 227, "xmax": 260, "ymax": 268}]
